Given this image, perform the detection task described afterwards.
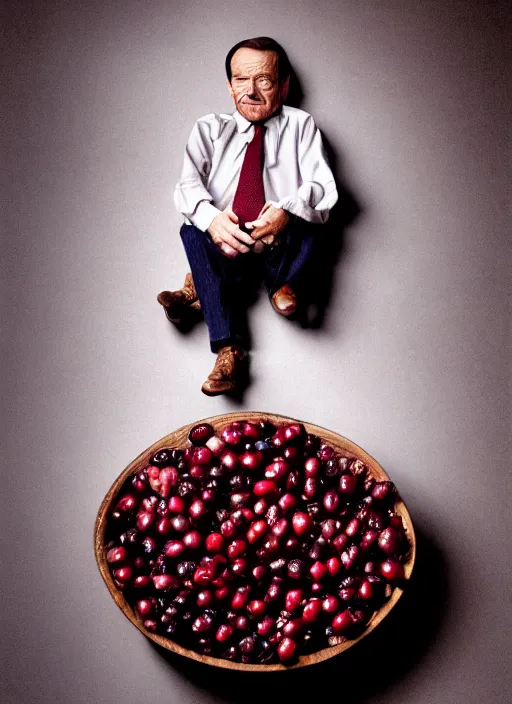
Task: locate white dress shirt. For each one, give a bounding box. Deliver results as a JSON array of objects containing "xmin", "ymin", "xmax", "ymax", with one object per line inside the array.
[{"xmin": 174, "ymin": 105, "xmax": 338, "ymax": 232}]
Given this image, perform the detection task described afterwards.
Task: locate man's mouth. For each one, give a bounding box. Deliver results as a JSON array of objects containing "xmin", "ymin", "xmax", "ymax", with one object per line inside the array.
[{"xmin": 241, "ymin": 97, "xmax": 264, "ymax": 105}]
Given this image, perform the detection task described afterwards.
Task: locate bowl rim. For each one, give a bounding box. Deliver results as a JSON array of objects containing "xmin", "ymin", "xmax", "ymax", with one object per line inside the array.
[{"xmin": 94, "ymin": 411, "xmax": 416, "ymax": 672}]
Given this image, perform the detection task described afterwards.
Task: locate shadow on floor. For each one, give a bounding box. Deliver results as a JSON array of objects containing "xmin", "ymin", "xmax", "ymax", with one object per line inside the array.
[{"xmin": 149, "ymin": 520, "xmax": 448, "ymax": 703}]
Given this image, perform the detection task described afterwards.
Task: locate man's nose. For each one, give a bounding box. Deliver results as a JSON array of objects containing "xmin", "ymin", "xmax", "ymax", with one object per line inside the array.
[{"xmin": 247, "ymin": 79, "xmax": 258, "ymax": 97}]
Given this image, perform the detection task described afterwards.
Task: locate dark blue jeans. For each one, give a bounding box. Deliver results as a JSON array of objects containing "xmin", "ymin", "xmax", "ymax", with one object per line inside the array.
[{"xmin": 180, "ymin": 221, "xmax": 316, "ymax": 351}]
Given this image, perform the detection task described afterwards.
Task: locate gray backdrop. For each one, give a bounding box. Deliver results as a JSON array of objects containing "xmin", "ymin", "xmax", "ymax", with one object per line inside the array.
[{"xmin": 3, "ymin": 1, "xmax": 510, "ymax": 703}]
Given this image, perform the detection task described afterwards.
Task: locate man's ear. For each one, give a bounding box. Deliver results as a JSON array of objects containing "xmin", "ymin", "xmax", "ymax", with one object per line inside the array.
[
  {"xmin": 227, "ymin": 79, "xmax": 235, "ymax": 99},
  {"xmin": 280, "ymin": 76, "xmax": 290, "ymax": 102}
]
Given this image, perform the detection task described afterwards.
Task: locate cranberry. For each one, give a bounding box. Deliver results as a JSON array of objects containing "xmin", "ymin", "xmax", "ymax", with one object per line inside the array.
[
  {"xmin": 303, "ymin": 599, "xmax": 323, "ymax": 624},
  {"xmin": 114, "ymin": 566, "xmax": 133, "ymax": 584},
  {"xmin": 183, "ymin": 530, "xmax": 202, "ymax": 550},
  {"xmin": 232, "ymin": 586, "xmax": 251, "ymax": 610},
  {"xmin": 345, "ymin": 518, "xmax": 360, "ymax": 537},
  {"xmin": 322, "ymin": 595, "xmax": 339, "ymax": 613},
  {"xmin": 153, "ymin": 574, "xmax": 179, "ymax": 591},
  {"xmin": 220, "ymin": 449, "xmax": 238, "ymax": 471},
  {"xmin": 304, "ymin": 457, "xmax": 320, "ymax": 477},
  {"xmin": 227, "ymin": 540, "xmax": 246, "ymax": 560},
  {"xmin": 278, "ymin": 493, "xmax": 297, "ymax": 511},
  {"xmin": 339, "ymin": 473, "xmax": 357, "ymax": 495},
  {"xmin": 292, "ymin": 512, "xmax": 311, "ymax": 536},
  {"xmin": 265, "ymin": 459, "xmax": 289, "ymax": 481},
  {"xmin": 333, "ymin": 534, "xmax": 349, "ymax": 553},
  {"xmin": 222, "ymin": 427, "xmax": 243, "ymax": 446},
  {"xmin": 277, "ymin": 637, "xmax": 297, "ymax": 662},
  {"xmin": 205, "ymin": 532, "xmax": 224, "ymax": 552},
  {"xmin": 257, "ymin": 615, "xmax": 276, "ymax": 637},
  {"xmin": 378, "ymin": 527, "xmax": 401, "ymax": 554},
  {"xmin": 372, "ymin": 481, "xmax": 395, "ymax": 501},
  {"xmin": 360, "ymin": 530, "xmax": 378, "ymax": 552},
  {"xmin": 303, "ymin": 477, "xmax": 317, "ymax": 499},
  {"xmin": 323, "ymin": 490, "xmax": 339, "ymax": 513},
  {"xmin": 240, "ymin": 450, "xmax": 263, "ymax": 470},
  {"xmin": 341, "ymin": 545, "xmax": 360, "ymax": 570},
  {"xmin": 310, "ymin": 561, "xmax": 327, "ymax": 581},
  {"xmin": 136, "ymin": 598, "xmax": 156, "ymax": 616},
  {"xmin": 216, "ymin": 624, "xmax": 233, "ymax": 642},
  {"xmin": 164, "ymin": 540, "xmax": 184, "ymax": 558},
  {"xmin": 332, "ymin": 610, "xmax": 353, "ymax": 634},
  {"xmin": 189, "ymin": 423, "xmax": 214, "ymax": 445},
  {"xmin": 106, "ymin": 546, "xmax": 127, "ymax": 564},
  {"xmin": 380, "ymin": 559, "xmax": 404, "ymax": 581},
  {"xmin": 247, "ymin": 600, "xmax": 266, "ymax": 618},
  {"xmin": 326, "ymin": 556, "xmax": 341, "ymax": 576}
]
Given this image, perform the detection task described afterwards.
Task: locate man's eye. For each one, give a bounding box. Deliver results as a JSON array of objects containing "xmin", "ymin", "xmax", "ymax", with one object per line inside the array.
[{"xmin": 257, "ymin": 78, "xmax": 272, "ymax": 88}]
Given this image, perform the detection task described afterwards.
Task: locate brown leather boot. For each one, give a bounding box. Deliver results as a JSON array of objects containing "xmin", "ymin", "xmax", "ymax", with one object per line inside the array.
[
  {"xmin": 201, "ymin": 346, "xmax": 248, "ymax": 396},
  {"xmin": 157, "ymin": 273, "xmax": 201, "ymax": 323},
  {"xmin": 271, "ymin": 284, "xmax": 297, "ymax": 317}
]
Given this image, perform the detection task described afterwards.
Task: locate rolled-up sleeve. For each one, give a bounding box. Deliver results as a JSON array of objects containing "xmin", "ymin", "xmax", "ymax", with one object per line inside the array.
[
  {"xmin": 270, "ymin": 115, "xmax": 338, "ymax": 224},
  {"xmin": 174, "ymin": 116, "xmax": 221, "ymax": 231}
]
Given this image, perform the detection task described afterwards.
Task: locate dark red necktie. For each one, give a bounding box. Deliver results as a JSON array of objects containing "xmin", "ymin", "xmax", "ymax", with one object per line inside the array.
[{"xmin": 232, "ymin": 123, "xmax": 265, "ymax": 230}]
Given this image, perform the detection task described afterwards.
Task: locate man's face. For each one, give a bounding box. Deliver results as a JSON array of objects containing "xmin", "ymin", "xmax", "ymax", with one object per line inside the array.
[{"xmin": 228, "ymin": 48, "xmax": 289, "ymax": 122}]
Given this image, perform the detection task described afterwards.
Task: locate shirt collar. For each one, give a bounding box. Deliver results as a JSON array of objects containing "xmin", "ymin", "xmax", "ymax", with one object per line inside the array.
[
  {"xmin": 232, "ymin": 107, "xmax": 288, "ymax": 167},
  {"xmin": 232, "ymin": 108, "xmax": 284, "ymax": 133}
]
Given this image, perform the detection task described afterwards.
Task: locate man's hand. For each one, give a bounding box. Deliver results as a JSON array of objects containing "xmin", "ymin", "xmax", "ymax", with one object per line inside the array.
[
  {"xmin": 208, "ymin": 209, "xmax": 255, "ymax": 258},
  {"xmin": 245, "ymin": 205, "xmax": 290, "ymax": 247}
]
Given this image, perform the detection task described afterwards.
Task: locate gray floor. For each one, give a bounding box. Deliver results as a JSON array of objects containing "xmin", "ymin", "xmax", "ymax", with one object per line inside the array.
[{"xmin": 3, "ymin": 2, "xmax": 510, "ymax": 703}]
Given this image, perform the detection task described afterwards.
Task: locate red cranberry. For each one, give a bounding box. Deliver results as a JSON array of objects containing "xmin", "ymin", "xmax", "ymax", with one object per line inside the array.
[
  {"xmin": 192, "ymin": 612, "xmax": 214, "ymax": 633},
  {"xmin": 333, "ymin": 534, "xmax": 349, "ymax": 553},
  {"xmin": 285, "ymin": 589, "xmax": 304, "ymax": 613},
  {"xmin": 326, "ymin": 556, "xmax": 341, "ymax": 576},
  {"xmin": 115, "ymin": 494, "xmax": 137, "ymax": 513},
  {"xmin": 164, "ymin": 540, "xmax": 184, "ymax": 558},
  {"xmin": 304, "ymin": 457, "xmax": 320, "ymax": 477},
  {"xmin": 254, "ymin": 480, "xmax": 277, "ymax": 496},
  {"xmin": 358, "ymin": 580, "xmax": 374, "ymax": 600},
  {"xmin": 277, "ymin": 637, "xmax": 297, "ymax": 661},
  {"xmin": 303, "ymin": 599, "xmax": 323, "ymax": 624},
  {"xmin": 106, "ymin": 546, "xmax": 127, "ymax": 564},
  {"xmin": 247, "ymin": 600, "xmax": 266, "ymax": 618},
  {"xmin": 168, "ymin": 496, "xmax": 185, "ymax": 514},
  {"xmin": 136, "ymin": 511, "xmax": 155, "ymax": 531},
  {"xmin": 220, "ymin": 449, "xmax": 238, "ymax": 471},
  {"xmin": 152, "ymin": 574, "xmax": 179, "ymax": 591},
  {"xmin": 189, "ymin": 423, "xmax": 214, "ymax": 445},
  {"xmin": 323, "ymin": 595, "xmax": 339, "ymax": 613},
  {"xmin": 220, "ymin": 519, "xmax": 236, "ymax": 539},
  {"xmin": 257, "ymin": 615, "xmax": 276, "ymax": 637},
  {"xmin": 292, "ymin": 512, "xmax": 311, "ymax": 536},
  {"xmin": 310, "ymin": 561, "xmax": 327, "ymax": 581},
  {"xmin": 303, "ymin": 477, "xmax": 317, "ymax": 499},
  {"xmin": 189, "ymin": 499, "xmax": 206, "ymax": 520},
  {"xmin": 183, "ymin": 530, "xmax": 202, "ymax": 549},
  {"xmin": 345, "ymin": 518, "xmax": 360, "ymax": 537},
  {"xmin": 252, "ymin": 565, "xmax": 267, "ymax": 581},
  {"xmin": 193, "ymin": 564, "xmax": 215, "ymax": 585},
  {"xmin": 265, "ymin": 459, "xmax": 289, "ymax": 481},
  {"xmin": 380, "ymin": 559, "xmax": 404, "ymax": 581},
  {"xmin": 114, "ymin": 566, "xmax": 133, "ymax": 584},
  {"xmin": 155, "ymin": 517, "xmax": 172, "ymax": 535},
  {"xmin": 339, "ymin": 473, "xmax": 357, "ymax": 494},
  {"xmin": 133, "ymin": 575, "xmax": 151, "ymax": 589},
  {"xmin": 136, "ymin": 598, "xmax": 156, "ymax": 616},
  {"xmin": 272, "ymin": 518, "xmax": 289, "ymax": 537},
  {"xmin": 222, "ymin": 427, "xmax": 243, "ymax": 446},
  {"xmin": 341, "ymin": 545, "xmax": 360, "ymax": 570},
  {"xmin": 278, "ymin": 493, "xmax": 297, "ymax": 511},
  {"xmin": 232, "ymin": 586, "xmax": 251, "ymax": 610},
  {"xmin": 205, "ymin": 532, "xmax": 224, "ymax": 552},
  {"xmin": 227, "ymin": 540, "xmax": 246, "ymax": 560},
  {"xmin": 360, "ymin": 530, "xmax": 378, "ymax": 551},
  {"xmin": 231, "ymin": 558, "xmax": 247, "ymax": 576},
  {"xmin": 378, "ymin": 527, "xmax": 401, "ymax": 554},
  {"xmin": 323, "ymin": 490, "xmax": 339, "ymax": 513},
  {"xmin": 196, "ymin": 590, "xmax": 213, "ymax": 607},
  {"xmin": 332, "ymin": 610, "xmax": 353, "ymax": 633},
  {"xmin": 171, "ymin": 515, "xmax": 190, "ymax": 533},
  {"xmin": 216, "ymin": 624, "xmax": 233, "ymax": 642},
  {"xmin": 240, "ymin": 450, "xmax": 263, "ymax": 470},
  {"xmin": 372, "ymin": 481, "xmax": 394, "ymax": 501}
]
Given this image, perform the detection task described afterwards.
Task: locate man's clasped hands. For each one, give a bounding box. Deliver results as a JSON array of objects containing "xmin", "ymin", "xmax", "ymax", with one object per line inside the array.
[{"xmin": 207, "ymin": 204, "xmax": 290, "ymax": 257}]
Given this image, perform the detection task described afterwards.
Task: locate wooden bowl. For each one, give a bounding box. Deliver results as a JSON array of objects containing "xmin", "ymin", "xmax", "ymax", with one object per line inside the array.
[{"xmin": 94, "ymin": 411, "xmax": 416, "ymax": 671}]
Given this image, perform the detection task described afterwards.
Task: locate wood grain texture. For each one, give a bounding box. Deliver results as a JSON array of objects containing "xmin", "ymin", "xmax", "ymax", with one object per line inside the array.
[{"xmin": 94, "ymin": 411, "xmax": 416, "ymax": 672}]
